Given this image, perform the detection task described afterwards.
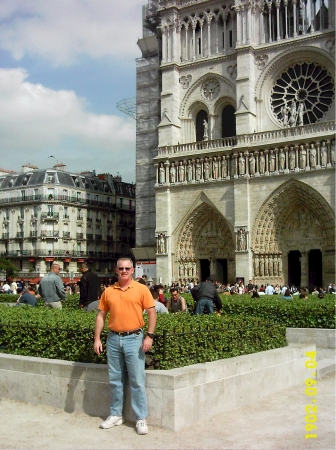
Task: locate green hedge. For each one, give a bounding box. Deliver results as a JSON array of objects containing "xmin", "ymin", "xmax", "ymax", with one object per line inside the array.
[
  {"xmin": 0, "ymin": 306, "xmax": 286, "ymax": 369},
  {"xmin": 182, "ymin": 293, "xmax": 335, "ymax": 329},
  {"xmin": 0, "ymin": 293, "xmax": 334, "ymax": 370}
]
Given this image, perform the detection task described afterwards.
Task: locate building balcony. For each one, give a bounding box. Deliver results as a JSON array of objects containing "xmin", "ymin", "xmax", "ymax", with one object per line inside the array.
[
  {"xmin": 95, "ymin": 234, "xmax": 102, "ymax": 241},
  {"xmin": 87, "ymin": 217, "xmax": 93, "ymax": 222},
  {"xmin": 16, "ymin": 232, "xmax": 24, "ymax": 239},
  {"xmin": 30, "ymin": 215, "xmax": 38, "ymax": 223},
  {"xmin": 2, "ymin": 217, "xmax": 10, "ymax": 223},
  {"xmin": 29, "ymin": 231, "xmax": 38, "ymax": 238},
  {"xmin": 1, "ymin": 233, "xmax": 9, "ymax": 240},
  {"xmin": 63, "ymin": 214, "xmax": 70, "ymax": 220},
  {"xmin": 76, "ymin": 233, "xmax": 84, "ymax": 241},
  {"xmin": 41, "ymin": 212, "xmax": 59, "ymax": 221},
  {"xmin": 86, "ymin": 233, "xmax": 94, "ymax": 241},
  {"xmin": 41, "ymin": 230, "xmax": 59, "ymax": 239},
  {"xmin": 63, "ymin": 232, "xmax": 71, "ymax": 240},
  {"xmin": 17, "ymin": 216, "xmax": 25, "ymax": 224}
]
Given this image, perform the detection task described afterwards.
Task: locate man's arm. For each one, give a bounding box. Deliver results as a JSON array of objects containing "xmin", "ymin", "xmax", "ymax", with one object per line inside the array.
[
  {"xmin": 55, "ymin": 278, "xmax": 66, "ymax": 300},
  {"xmin": 180, "ymin": 296, "xmax": 187, "ymax": 312},
  {"xmin": 213, "ymin": 289, "xmax": 222, "ymax": 312},
  {"xmin": 93, "ymin": 310, "xmax": 107, "ymax": 355},
  {"xmin": 142, "ymin": 307, "xmax": 156, "ymax": 352}
]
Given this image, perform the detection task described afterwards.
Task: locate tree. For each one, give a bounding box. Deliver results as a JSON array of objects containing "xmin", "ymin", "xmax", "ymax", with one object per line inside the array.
[{"xmin": 0, "ymin": 258, "xmax": 18, "ymax": 279}]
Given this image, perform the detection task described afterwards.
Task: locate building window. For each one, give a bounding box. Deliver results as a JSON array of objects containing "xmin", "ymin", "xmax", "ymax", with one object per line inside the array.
[
  {"xmin": 222, "ymin": 105, "xmax": 236, "ymax": 138},
  {"xmin": 196, "ymin": 110, "xmax": 208, "ymax": 142}
]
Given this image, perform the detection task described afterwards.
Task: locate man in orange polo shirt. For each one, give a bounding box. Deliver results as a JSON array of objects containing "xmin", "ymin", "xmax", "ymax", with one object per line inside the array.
[{"xmin": 93, "ymin": 257, "xmax": 156, "ymax": 435}]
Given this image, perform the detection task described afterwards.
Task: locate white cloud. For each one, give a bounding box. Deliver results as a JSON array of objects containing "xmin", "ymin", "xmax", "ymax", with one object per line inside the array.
[
  {"xmin": 0, "ymin": 68, "xmax": 136, "ymax": 181},
  {"xmin": 0, "ymin": 0, "xmax": 144, "ymax": 66}
]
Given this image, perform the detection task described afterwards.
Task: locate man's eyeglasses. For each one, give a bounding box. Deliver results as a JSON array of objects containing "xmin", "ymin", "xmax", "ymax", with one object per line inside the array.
[{"xmin": 118, "ymin": 267, "xmax": 132, "ymax": 271}]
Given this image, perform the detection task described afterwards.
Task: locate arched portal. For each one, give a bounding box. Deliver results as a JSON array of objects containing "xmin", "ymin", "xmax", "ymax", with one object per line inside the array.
[
  {"xmin": 251, "ymin": 180, "xmax": 335, "ymax": 288},
  {"xmin": 175, "ymin": 203, "xmax": 235, "ymax": 285}
]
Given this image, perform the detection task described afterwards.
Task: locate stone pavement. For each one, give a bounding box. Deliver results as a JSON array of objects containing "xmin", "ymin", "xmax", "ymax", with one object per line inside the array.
[{"xmin": 0, "ymin": 370, "xmax": 334, "ymax": 450}]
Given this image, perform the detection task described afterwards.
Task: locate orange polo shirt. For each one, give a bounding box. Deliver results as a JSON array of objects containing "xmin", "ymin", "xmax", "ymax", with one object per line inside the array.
[{"xmin": 98, "ymin": 279, "xmax": 155, "ymax": 332}]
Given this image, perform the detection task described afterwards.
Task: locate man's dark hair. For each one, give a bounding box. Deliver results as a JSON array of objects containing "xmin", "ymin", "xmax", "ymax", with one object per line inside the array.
[
  {"xmin": 137, "ymin": 278, "xmax": 147, "ymax": 285},
  {"xmin": 150, "ymin": 289, "xmax": 159, "ymax": 300},
  {"xmin": 170, "ymin": 287, "xmax": 179, "ymax": 294},
  {"xmin": 206, "ymin": 277, "xmax": 214, "ymax": 283}
]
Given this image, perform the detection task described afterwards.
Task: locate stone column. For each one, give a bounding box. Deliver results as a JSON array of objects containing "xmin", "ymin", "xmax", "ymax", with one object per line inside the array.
[{"xmin": 162, "ymin": 27, "xmax": 167, "ymax": 63}]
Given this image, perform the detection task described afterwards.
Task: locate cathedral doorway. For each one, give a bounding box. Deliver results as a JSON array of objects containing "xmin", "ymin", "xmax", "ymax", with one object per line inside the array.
[
  {"xmin": 200, "ymin": 259, "xmax": 210, "ymax": 281},
  {"xmin": 175, "ymin": 202, "xmax": 235, "ymax": 285},
  {"xmin": 308, "ymin": 249, "xmax": 322, "ymax": 290},
  {"xmin": 288, "ymin": 250, "xmax": 301, "ymax": 288}
]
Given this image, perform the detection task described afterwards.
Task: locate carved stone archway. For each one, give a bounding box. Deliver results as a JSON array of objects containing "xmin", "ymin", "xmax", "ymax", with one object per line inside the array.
[
  {"xmin": 175, "ymin": 203, "xmax": 235, "ymax": 285},
  {"xmin": 252, "ymin": 180, "xmax": 335, "ymax": 288}
]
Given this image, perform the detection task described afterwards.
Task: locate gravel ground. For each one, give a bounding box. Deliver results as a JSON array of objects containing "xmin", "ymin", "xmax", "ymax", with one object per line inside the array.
[{"xmin": 0, "ymin": 371, "xmax": 334, "ymax": 450}]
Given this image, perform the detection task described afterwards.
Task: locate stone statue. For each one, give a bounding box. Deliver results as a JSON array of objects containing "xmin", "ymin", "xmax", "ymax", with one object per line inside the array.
[
  {"xmin": 178, "ymin": 161, "xmax": 185, "ymax": 182},
  {"xmin": 297, "ymin": 102, "xmax": 304, "ymax": 126},
  {"xmin": 238, "ymin": 153, "xmax": 245, "ymax": 175},
  {"xmin": 281, "ymin": 103, "xmax": 290, "ymax": 127},
  {"xmin": 212, "ymin": 156, "xmax": 219, "ymax": 179},
  {"xmin": 269, "ymin": 151, "xmax": 275, "ymax": 172},
  {"xmin": 331, "ymin": 140, "xmax": 335, "ymax": 165},
  {"xmin": 259, "ymin": 153, "xmax": 265, "ymax": 174},
  {"xmin": 203, "ymin": 119, "xmax": 208, "ymax": 140},
  {"xmin": 309, "ymin": 143, "xmax": 317, "ymax": 168},
  {"xmin": 170, "ymin": 162, "xmax": 176, "ymax": 183},
  {"xmin": 195, "ymin": 158, "xmax": 202, "ymax": 181},
  {"xmin": 320, "ymin": 141, "xmax": 327, "ymax": 166},
  {"xmin": 237, "ymin": 228, "xmax": 247, "ymax": 251},
  {"xmin": 249, "ymin": 153, "xmax": 256, "ymax": 175},
  {"xmin": 157, "ymin": 233, "xmax": 166, "ymax": 254},
  {"xmin": 289, "ymin": 101, "xmax": 297, "ymax": 127},
  {"xmin": 299, "ymin": 145, "xmax": 306, "ymax": 169},
  {"xmin": 203, "ymin": 158, "xmax": 210, "ymax": 181},
  {"xmin": 186, "ymin": 160, "xmax": 193, "ymax": 181},
  {"xmin": 221, "ymin": 156, "xmax": 227, "ymax": 178},
  {"xmin": 289, "ymin": 148, "xmax": 295, "ymax": 170},
  {"xmin": 279, "ymin": 149, "xmax": 285, "ymax": 170},
  {"xmin": 158, "ymin": 162, "xmax": 165, "ymax": 184}
]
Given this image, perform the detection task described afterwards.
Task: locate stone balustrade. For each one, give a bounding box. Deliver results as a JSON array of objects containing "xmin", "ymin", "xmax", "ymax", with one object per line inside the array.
[{"xmin": 155, "ymin": 133, "xmax": 335, "ymax": 187}]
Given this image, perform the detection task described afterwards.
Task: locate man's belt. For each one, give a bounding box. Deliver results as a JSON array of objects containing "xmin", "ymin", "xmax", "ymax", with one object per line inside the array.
[{"xmin": 110, "ymin": 328, "xmax": 142, "ymax": 336}]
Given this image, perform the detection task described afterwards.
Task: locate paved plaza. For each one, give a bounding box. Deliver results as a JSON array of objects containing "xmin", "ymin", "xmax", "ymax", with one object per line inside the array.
[{"xmin": 0, "ymin": 371, "xmax": 334, "ymax": 450}]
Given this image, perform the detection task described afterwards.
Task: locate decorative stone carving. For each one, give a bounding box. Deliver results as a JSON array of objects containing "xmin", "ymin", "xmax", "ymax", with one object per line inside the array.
[
  {"xmin": 320, "ymin": 141, "xmax": 328, "ymax": 166},
  {"xmin": 259, "ymin": 152, "xmax": 265, "ymax": 174},
  {"xmin": 221, "ymin": 155, "xmax": 227, "ymax": 178},
  {"xmin": 203, "ymin": 157, "xmax": 210, "ymax": 181},
  {"xmin": 195, "ymin": 158, "xmax": 202, "ymax": 181},
  {"xmin": 227, "ymin": 64, "xmax": 237, "ymax": 79},
  {"xmin": 180, "ymin": 74, "xmax": 192, "ymax": 89},
  {"xmin": 186, "ymin": 160, "xmax": 193, "ymax": 182},
  {"xmin": 238, "ymin": 153, "xmax": 245, "ymax": 176},
  {"xmin": 201, "ymin": 79, "xmax": 220, "ymax": 101},
  {"xmin": 255, "ymin": 54, "xmax": 269, "ymax": 69},
  {"xmin": 269, "ymin": 150, "xmax": 275, "ymax": 172}
]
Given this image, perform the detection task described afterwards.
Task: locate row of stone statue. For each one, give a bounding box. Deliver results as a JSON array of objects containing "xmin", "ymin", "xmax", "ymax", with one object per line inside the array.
[
  {"xmin": 156, "ymin": 140, "xmax": 334, "ymax": 184},
  {"xmin": 254, "ymin": 254, "xmax": 283, "ymax": 277}
]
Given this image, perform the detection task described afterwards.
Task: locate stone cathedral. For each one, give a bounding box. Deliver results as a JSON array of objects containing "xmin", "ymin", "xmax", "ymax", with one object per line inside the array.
[{"xmin": 134, "ymin": 0, "xmax": 335, "ymax": 289}]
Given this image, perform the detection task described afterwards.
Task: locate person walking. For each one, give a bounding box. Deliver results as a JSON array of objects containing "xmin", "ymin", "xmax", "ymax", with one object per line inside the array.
[
  {"xmin": 38, "ymin": 263, "xmax": 66, "ymax": 309},
  {"xmin": 93, "ymin": 257, "xmax": 156, "ymax": 435},
  {"xmin": 192, "ymin": 277, "xmax": 222, "ymax": 314},
  {"xmin": 78, "ymin": 263, "xmax": 101, "ymax": 310}
]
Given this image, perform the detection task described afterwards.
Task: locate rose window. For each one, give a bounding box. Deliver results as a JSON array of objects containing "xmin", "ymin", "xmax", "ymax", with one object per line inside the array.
[{"xmin": 270, "ymin": 63, "xmax": 334, "ymax": 127}]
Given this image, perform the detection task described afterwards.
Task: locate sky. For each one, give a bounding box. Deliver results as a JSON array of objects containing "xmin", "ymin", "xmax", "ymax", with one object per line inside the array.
[{"xmin": 0, "ymin": 0, "xmax": 146, "ymax": 183}]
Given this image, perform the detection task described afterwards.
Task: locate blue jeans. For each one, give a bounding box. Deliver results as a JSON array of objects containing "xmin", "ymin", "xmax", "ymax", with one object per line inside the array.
[
  {"xmin": 106, "ymin": 330, "xmax": 147, "ymax": 420},
  {"xmin": 195, "ymin": 298, "xmax": 214, "ymax": 314}
]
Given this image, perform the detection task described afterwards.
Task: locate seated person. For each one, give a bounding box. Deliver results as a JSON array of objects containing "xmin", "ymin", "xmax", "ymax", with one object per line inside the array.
[
  {"xmin": 16, "ymin": 288, "xmax": 37, "ymax": 306},
  {"xmin": 251, "ymin": 288, "xmax": 260, "ymax": 298},
  {"xmin": 281, "ymin": 289, "xmax": 293, "ymax": 300},
  {"xmin": 150, "ymin": 289, "xmax": 168, "ymax": 314},
  {"xmin": 166, "ymin": 288, "xmax": 187, "ymax": 313}
]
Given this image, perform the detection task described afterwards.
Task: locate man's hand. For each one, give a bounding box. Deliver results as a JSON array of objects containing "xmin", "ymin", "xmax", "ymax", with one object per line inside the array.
[
  {"xmin": 94, "ymin": 339, "xmax": 103, "ymax": 355},
  {"xmin": 141, "ymin": 335, "xmax": 153, "ymax": 352}
]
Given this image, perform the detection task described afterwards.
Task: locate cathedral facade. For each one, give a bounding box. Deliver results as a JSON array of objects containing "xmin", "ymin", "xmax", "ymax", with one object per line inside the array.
[{"xmin": 135, "ymin": 0, "xmax": 335, "ymax": 289}]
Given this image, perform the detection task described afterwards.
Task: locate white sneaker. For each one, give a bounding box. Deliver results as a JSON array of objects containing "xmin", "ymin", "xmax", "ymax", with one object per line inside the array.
[
  {"xmin": 136, "ymin": 419, "xmax": 148, "ymax": 435},
  {"xmin": 100, "ymin": 415, "xmax": 124, "ymax": 429}
]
